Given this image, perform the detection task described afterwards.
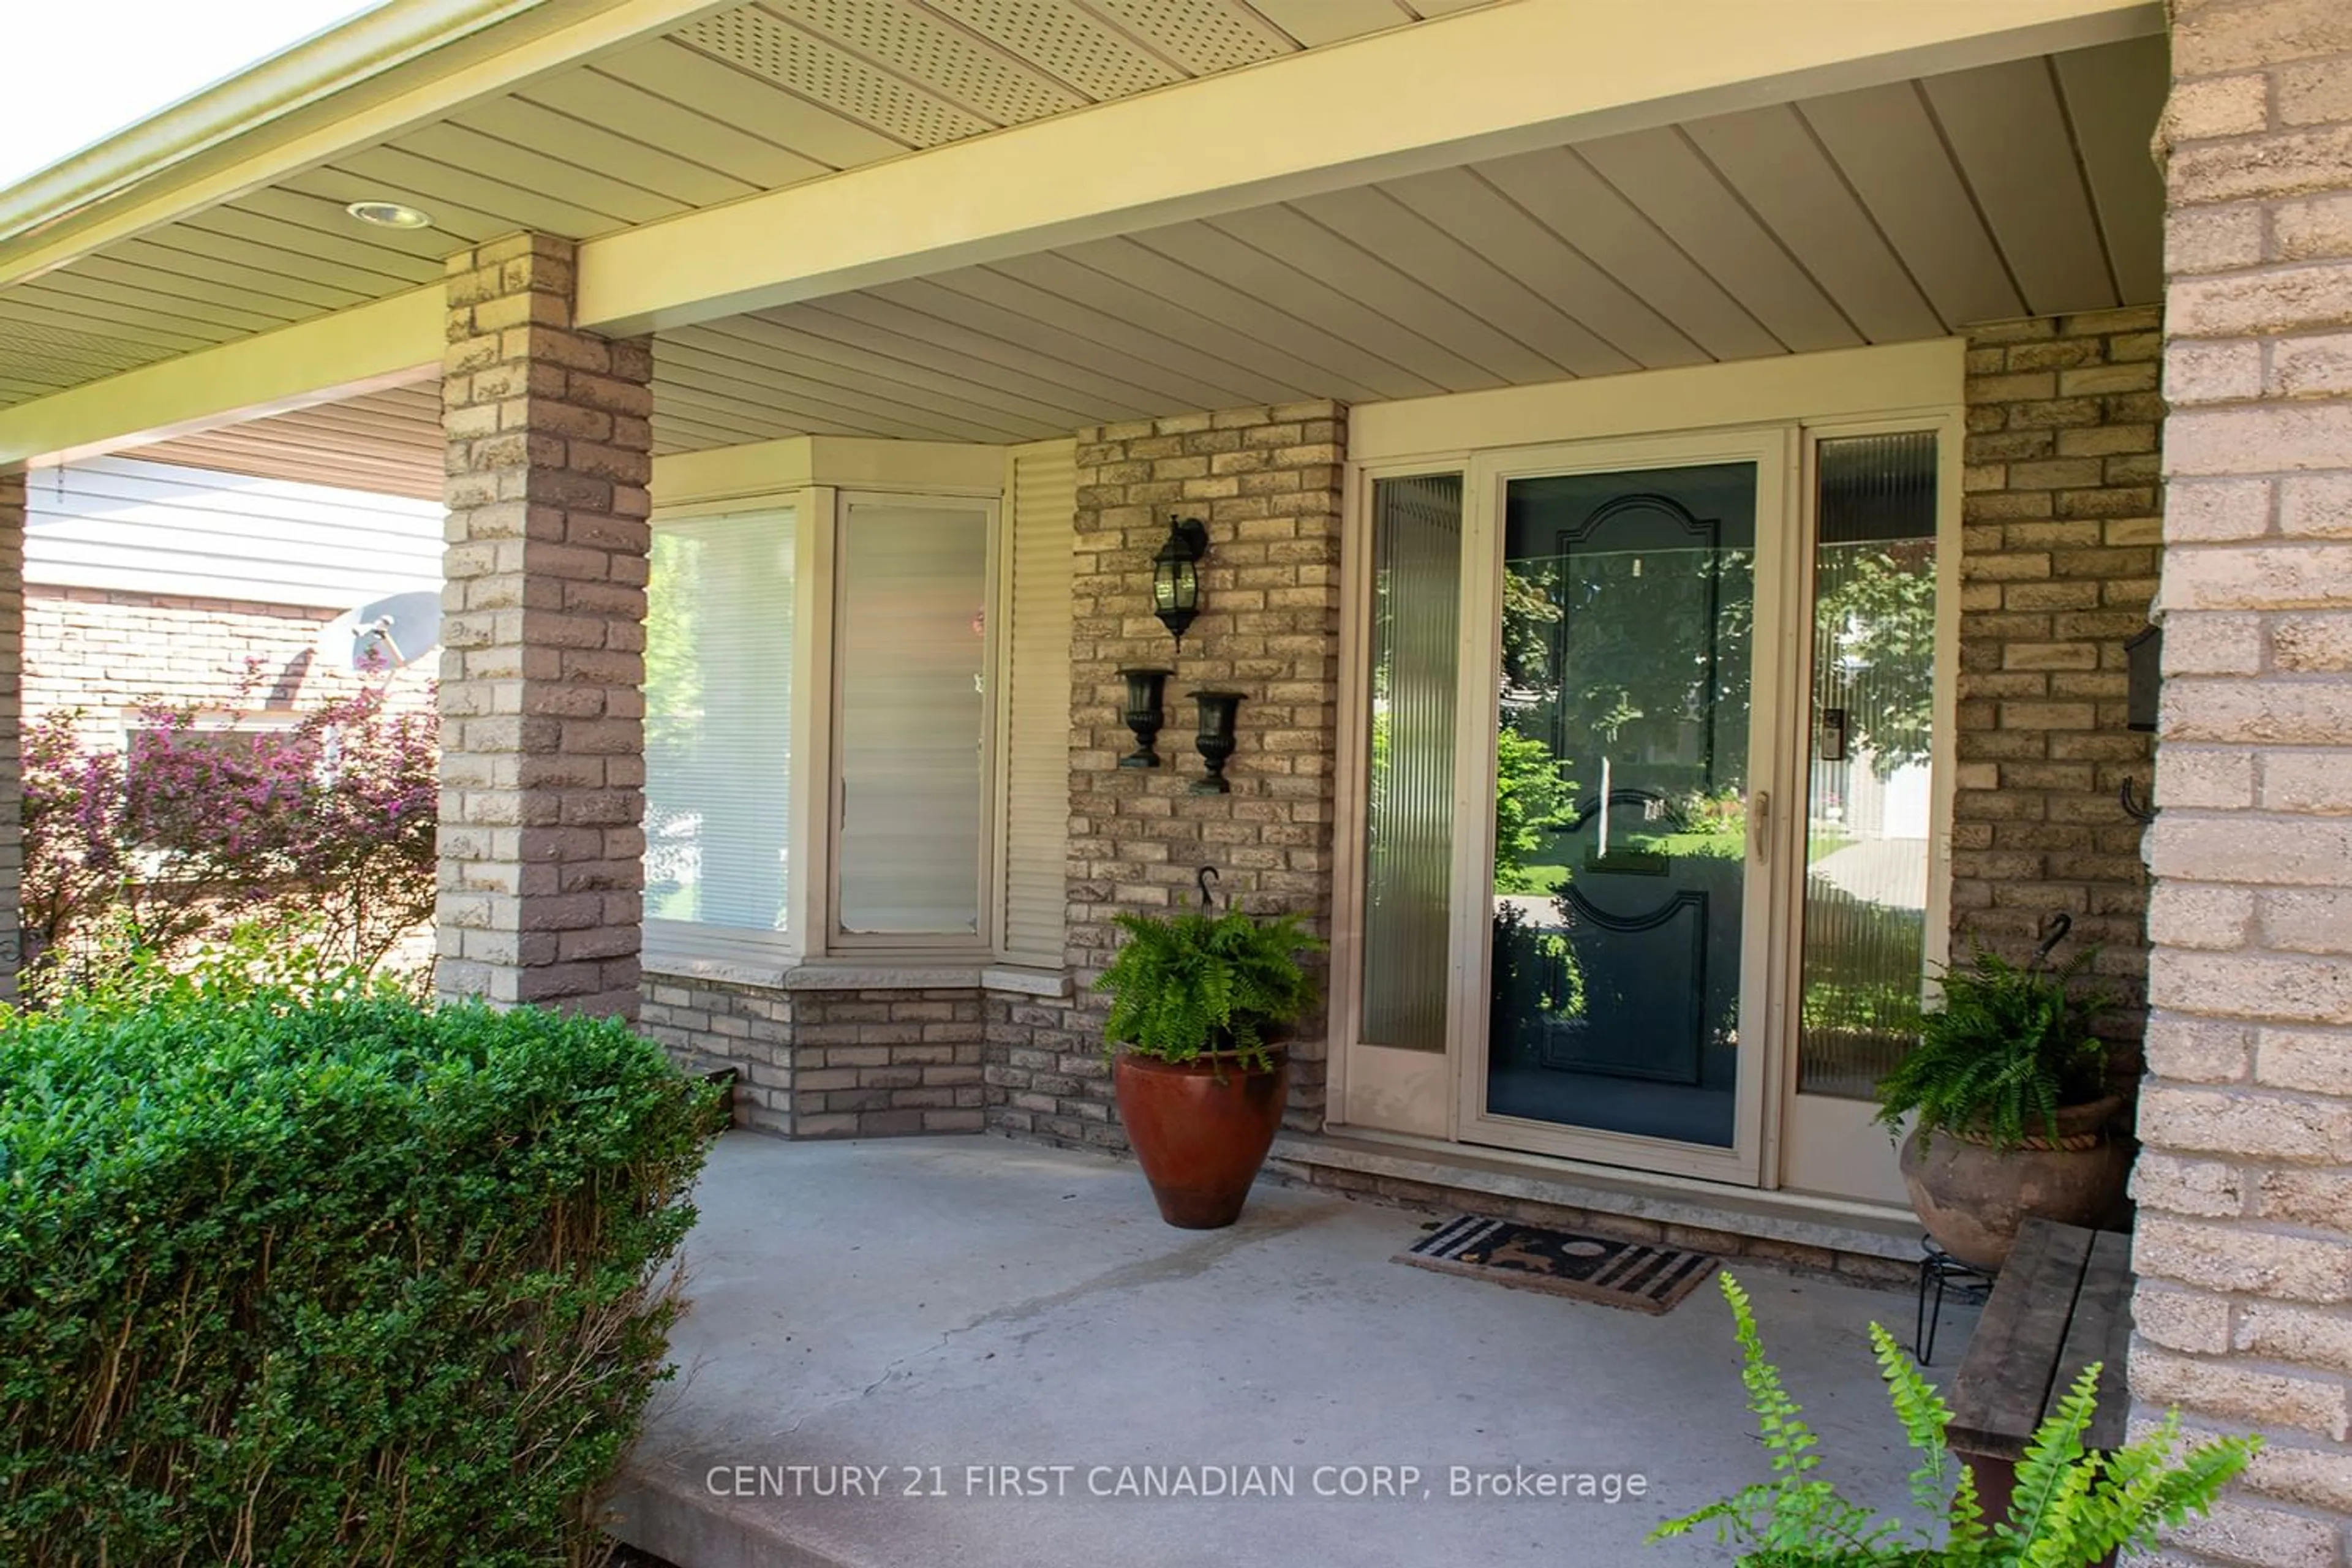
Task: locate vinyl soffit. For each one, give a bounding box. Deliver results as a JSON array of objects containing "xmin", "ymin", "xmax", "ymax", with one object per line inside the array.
[
  {"xmin": 733, "ymin": 0, "xmax": 1089, "ymax": 124},
  {"xmin": 0, "ymin": 4, "xmax": 2152, "ymax": 449},
  {"xmin": 680, "ymin": 7, "xmax": 995, "ymax": 145},
  {"xmin": 637, "ymin": 37, "xmax": 2164, "ymax": 452},
  {"xmin": 0, "ymin": 0, "xmax": 1417, "ymax": 413},
  {"xmin": 677, "ymin": 0, "xmax": 1291, "ymax": 145}
]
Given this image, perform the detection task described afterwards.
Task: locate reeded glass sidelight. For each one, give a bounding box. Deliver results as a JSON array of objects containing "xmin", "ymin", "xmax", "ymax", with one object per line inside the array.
[{"xmin": 1795, "ymin": 432, "xmax": 1940, "ymax": 1099}]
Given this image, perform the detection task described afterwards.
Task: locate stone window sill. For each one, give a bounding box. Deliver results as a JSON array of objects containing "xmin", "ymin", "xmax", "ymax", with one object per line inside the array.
[
  {"xmin": 979, "ymin": 965, "xmax": 1071, "ymax": 998},
  {"xmin": 641, "ymin": 952, "xmax": 1071, "ymax": 998},
  {"xmin": 641, "ymin": 952, "xmax": 795, "ymax": 991},
  {"xmin": 782, "ymin": 963, "xmax": 982, "ymax": 992}
]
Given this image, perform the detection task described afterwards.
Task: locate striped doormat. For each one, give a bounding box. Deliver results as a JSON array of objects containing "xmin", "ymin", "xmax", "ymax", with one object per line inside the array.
[{"xmin": 1395, "ymin": 1215, "xmax": 1719, "ymax": 1316}]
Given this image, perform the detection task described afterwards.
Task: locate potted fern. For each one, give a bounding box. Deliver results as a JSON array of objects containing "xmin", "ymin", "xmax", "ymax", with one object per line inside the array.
[
  {"xmin": 1095, "ymin": 904, "xmax": 1322, "ymax": 1229},
  {"xmin": 1653, "ymin": 1274, "xmax": 2256, "ymax": 1566},
  {"xmin": 1872, "ymin": 935, "xmax": 2128, "ymax": 1272}
]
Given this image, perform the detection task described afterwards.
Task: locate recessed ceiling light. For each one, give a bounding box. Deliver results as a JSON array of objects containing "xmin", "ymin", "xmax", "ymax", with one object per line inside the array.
[{"xmin": 345, "ymin": 200, "xmax": 432, "ymax": 230}]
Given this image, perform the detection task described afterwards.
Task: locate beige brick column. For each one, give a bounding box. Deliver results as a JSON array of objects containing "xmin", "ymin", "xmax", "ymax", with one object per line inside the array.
[
  {"xmin": 435, "ymin": 234, "xmax": 652, "ymax": 1017},
  {"xmin": 0, "ymin": 472, "xmax": 21, "ymax": 1001},
  {"xmin": 2132, "ymin": 4, "xmax": 2352, "ymax": 1564}
]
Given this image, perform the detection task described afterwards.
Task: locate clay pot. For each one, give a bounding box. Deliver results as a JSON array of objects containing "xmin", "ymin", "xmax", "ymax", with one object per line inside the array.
[
  {"xmin": 1113, "ymin": 1050, "xmax": 1288, "ymax": 1229},
  {"xmin": 1899, "ymin": 1094, "xmax": 2133, "ymax": 1272}
]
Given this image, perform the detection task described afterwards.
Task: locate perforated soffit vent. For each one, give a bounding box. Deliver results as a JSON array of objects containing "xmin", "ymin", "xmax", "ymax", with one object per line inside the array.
[{"xmin": 678, "ymin": 0, "xmax": 1291, "ymax": 147}]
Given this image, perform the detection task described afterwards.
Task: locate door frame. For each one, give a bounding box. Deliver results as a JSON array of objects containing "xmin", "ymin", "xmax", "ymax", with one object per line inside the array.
[
  {"xmin": 1328, "ymin": 339, "xmax": 1969, "ymax": 1201},
  {"xmin": 1773, "ymin": 410, "xmax": 1967, "ymax": 1202},
  {"xmin": 1450, "ymin": 426, "xmax": 1800, "ymax": 1186},
  {"xmin": 1332, "ymin": 456, "xmax": 1467, "ymax": 1140}
]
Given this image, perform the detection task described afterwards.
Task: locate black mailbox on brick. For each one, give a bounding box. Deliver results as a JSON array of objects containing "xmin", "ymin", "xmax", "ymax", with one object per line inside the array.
[{"xmin": 2124, "ymin": 623, "xmax": 2162, "ymax": 734}]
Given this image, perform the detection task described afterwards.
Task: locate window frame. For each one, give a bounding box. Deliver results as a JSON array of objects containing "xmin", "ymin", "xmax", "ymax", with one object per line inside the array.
[
  {"xmin": 641, "ymin": 470, "xmax": 1010, "ymax": 976},
  {"xmin": 639, "ymin": 490, "xmax": 815, "ymax": 976},
  {"xmin": 823, "ymin": 488, "xmax": 1003, "ymax": 957}
]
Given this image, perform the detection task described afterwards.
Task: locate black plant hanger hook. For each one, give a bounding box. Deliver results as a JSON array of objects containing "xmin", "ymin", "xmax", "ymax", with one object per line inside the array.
[
  {"xmin": 2033, "ymin": 911, "xmax": 2074, "ymax": 971},
  {"xmin": 1197, "ymin": 865, "xmax": 1221, "ymax": 911}
]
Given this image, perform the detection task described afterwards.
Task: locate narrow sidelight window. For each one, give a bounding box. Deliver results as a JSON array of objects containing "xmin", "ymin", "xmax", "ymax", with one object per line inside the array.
[
  {"xmin": 1361, "ymin": 474, "xmax": 1463, "ymax": 1051},
  {"xmin": 1797, "ymin": 432, "xmax": 1939, "ymax": 1098}
]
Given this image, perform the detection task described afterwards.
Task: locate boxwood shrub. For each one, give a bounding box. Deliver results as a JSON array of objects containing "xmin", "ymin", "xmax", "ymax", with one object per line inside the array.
[{"xmin": 0, "ymin": 959, "xmax": 718, "ymax": 1565}]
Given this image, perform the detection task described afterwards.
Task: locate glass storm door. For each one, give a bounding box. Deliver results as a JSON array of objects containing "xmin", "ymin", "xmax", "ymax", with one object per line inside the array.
[{"xmin": 1458, "ymin": 434, "xmax": 1792, "ymax": 1182}]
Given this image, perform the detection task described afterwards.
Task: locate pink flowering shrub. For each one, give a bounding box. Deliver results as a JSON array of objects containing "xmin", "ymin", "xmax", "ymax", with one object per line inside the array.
[{"xmin": 21, "ymin": 682, "xmax": 437, "ymax": 1000}]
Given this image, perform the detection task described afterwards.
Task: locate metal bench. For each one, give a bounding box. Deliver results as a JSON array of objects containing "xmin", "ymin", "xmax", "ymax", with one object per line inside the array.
[{"xmin": 1946, "ymin": 1216, "xmax": 2134, "ymax": 1524}]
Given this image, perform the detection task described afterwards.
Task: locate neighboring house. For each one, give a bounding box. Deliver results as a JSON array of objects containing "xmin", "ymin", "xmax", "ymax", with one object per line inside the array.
[
  {"xmin": 21, "ymin": 455, "xmax": 440, "ymax": 742},
  {"xmin": 0, "ymin": 2, "xmax": 2345, "ymax": 1562}
]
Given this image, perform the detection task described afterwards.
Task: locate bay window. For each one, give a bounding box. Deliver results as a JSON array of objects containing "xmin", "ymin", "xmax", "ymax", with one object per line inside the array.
[{"xmin": 644, "ymin": 456, "xmax": 1022, "ymax": 970}]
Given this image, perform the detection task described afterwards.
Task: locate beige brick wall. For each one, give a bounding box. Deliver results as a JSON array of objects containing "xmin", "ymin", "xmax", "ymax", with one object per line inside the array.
[
  {"xmin": 986, "ymin": 990, "xmax": 1107, "ymax": 1143},
  {"xmin": 791, "ymin": 988, "xmax": 987, "ymax": 1136},
  {"xmin": 23, "ymin": 586, "xmax": 434, "ymax": 745},
  {"xmin": 987, "ymin": 402, "xmax": 1346, "ymax": 1150},
  {"xmin": 1958, "ymin": 308, "xmax": 2165, "ymax": 1031},
  {"xmin": 2135, "ymin": 4, "xmax": 2352, "ymax": 1563},
  {"xmin": 0, "ymin": 475, "xmax": 20, "ymax": 1000},
  {"xmin": 435, "ymin": 233, "xmax": 652, "ymax": 1017},
  {"xmin": 641, "ymin": 973, "xmax": 987, "ymax": 1138},
  {"xmin": 639, "ymin": 974, "xmax": 794, "ymax": 1136}
]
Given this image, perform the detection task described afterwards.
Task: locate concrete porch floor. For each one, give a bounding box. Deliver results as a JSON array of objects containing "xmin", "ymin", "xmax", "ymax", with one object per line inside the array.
[{"xmin": 609, "ymin": 1134, "xmax": 1978, "ymax": 1568}]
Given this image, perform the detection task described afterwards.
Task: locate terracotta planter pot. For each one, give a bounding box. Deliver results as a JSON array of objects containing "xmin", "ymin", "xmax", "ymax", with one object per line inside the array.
[
  {"xmin": 1113, "ymin": 1050, "xmax": 1288, "ymax": 1229},
  {"xmin": 1899, "ymin": 1094, "xmax": 2133, "ymax": 1272}
]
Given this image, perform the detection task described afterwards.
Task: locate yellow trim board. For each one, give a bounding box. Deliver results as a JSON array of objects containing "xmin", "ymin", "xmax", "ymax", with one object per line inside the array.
[
  {"xmin": 651, "ymin": 435, "xmax": 1008, "ymax": 511},
  {"xmin": 0, "ymin": 287, "xmax": 441, "ymax": 470},
  {"xmin": 1349, "ymin": 339, "xmax": 1970, "ymax": 463}
]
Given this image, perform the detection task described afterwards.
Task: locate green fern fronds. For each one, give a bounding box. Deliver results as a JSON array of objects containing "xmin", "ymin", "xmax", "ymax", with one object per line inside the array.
[
  {"xmin": 2001, "ymin": 1363, "xmax": 2099, "ymax": 1551},
  {"xmin": 1874, "ymin": 943, "xmax": 2112, "ymax": 1151},
  {"xmin": 1872, "ymin": 1321, "xmax": 1959, "ymax": 1527},
  {"xmin": 1651, "ymin": 1275, "xmax": 1934, "ymax": 1563},
  {"xmin": 1726, "ymin": 1275, "xmax": 1823, "ymax": 1480},
  {"xmin": 1947, "ymin": 1457, "xmax": 1989, "ymax": 1562},
  {"xmin": 1095, "ymin": 907, "xmax": 1322, "ymax": 1069},
  {"xmin": 1648, "ymin": 1276, "xmax": 2258, "ymax": 1567}
]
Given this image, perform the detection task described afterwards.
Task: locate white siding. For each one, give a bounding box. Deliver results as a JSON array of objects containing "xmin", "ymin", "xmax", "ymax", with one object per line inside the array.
[
  {"xmin": 997, "ymin": 440, "xmax": 1075, "ymax": 967},
  {"xmin": 23, "ymin": 457, "xmax": 441, "ymax": 610}
]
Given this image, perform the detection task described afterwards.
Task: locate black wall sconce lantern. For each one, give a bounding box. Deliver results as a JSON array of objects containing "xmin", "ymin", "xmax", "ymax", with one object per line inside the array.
[
  {"xmin": 1117, "ymin": 667, "xmax": 1172, "ymax": 767},
  {"xmin": 1152, "ymin": 515, "xmax": 1209, "ymax": 644},
  {"xmin": 1190, "ymin": 690, "xmax": 1245, "ymax": 794}
]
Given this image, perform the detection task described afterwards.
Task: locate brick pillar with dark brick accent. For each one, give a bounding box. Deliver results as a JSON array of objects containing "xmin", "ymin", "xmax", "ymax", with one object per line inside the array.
[
  {"xmin": 435, "ymin": 233, "xmax": 652, "ymax": 1017},
  {"xmin": 0, "ymin": 472, "xmax": 21, "ymax": 1001},
  {"xmin": 2128, "ymin": 4, "xmax": 2352, "ymax": 1564}
]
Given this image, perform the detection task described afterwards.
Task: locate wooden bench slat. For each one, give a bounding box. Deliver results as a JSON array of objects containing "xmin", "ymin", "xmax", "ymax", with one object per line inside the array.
[
  {"xmin": 2057, "ymin": 1229, "xmax": 2135, "ymax": 1454},
  {"xmin": 1948, "ymin": 1218, "xmax": 2097, "ymax": 1460}
]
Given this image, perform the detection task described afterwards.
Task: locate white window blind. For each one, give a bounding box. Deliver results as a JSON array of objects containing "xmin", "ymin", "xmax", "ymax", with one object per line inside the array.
[
  {"xmin": 835, "ymin": 498, "xmax": 990, "ymax": 938},
  {"xmin": 644, "ymin": 508, "xmax": 795, "ymax": 939},
  {"xmin": 999, "ymin": 443, "xmax": 1076, "ymax": 967}
]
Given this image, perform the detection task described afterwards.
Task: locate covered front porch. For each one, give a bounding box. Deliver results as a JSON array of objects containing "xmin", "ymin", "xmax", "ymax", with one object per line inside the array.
[
  {"xmin": 4, "ymin": 0, "xmax": 2349, "ymax": 1558},
  {"xmin": 607, "ymin": 1133, "xmax": 1954, "ymax": 1567},
  {"xmin": 18, "ymin": 0, "xmax": 2176, "ymax": 1247}
]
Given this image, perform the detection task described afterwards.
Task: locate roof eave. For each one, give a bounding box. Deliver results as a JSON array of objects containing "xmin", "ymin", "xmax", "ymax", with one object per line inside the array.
[{"xmin": 0, "ymin": 0, "xmax": 565, "ymax": 258}]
